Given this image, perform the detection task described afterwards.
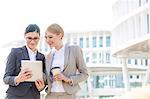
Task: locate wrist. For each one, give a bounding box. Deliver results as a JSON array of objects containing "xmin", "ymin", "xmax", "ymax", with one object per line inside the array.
[
  {"xmin": 38, "ymin": 85, "xmax": 45, "ymax": 91},
  {"xmin": 15, "ymin": 76, "xmax": 20, "ymax": 84},
  {"xmin": 65, "ymin": 77, "xmax": 72, "ymax": 83}
]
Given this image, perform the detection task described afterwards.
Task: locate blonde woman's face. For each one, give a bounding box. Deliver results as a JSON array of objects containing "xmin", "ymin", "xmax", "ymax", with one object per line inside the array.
[{"xmin": 45, "ymin": 31, "xmax": 62, "ymax": 48}]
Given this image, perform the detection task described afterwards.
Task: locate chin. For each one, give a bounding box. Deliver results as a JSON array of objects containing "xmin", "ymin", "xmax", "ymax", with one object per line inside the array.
[
  {"xmin": 50, "ymin": 45, "xmax": 54, "ymax": 48},
  {"xmin": 29, "ymin": 46, "xmax": 36, "ymax": 50}
]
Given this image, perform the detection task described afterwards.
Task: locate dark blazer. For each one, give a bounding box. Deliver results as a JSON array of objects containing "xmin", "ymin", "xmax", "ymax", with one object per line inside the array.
[
  {"xmin": 45, "ymin": 45, "xmax": 89, "ymax": 94},
  {"xmin": 3, "ymin": 46, "xmax": 45, "ymax": 99}
]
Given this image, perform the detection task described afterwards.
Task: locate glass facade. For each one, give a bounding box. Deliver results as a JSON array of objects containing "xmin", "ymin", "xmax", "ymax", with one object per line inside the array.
[{"xmin": 91, "ymin": 74, "xmax": 123, "ymax": 89}]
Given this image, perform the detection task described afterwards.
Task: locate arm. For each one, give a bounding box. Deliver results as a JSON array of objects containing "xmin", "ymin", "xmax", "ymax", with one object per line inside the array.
[
  {"xmin": 35, "ymin": 56, "xmax": 46, "ymax": 91},
  {"xmin": 3, "ymin": 48, "xmax": 32, "ymax": 86},
  {"xmin": 53, "ymin": 46, "xmax": 88, "ymax": 84},
  {"xmin": 3, "ymin": 48, "xmax": 18, "ymax": 86},
  {"xmin": 69, "ymin": 46, "xmax": 89, "ymax": 85}
]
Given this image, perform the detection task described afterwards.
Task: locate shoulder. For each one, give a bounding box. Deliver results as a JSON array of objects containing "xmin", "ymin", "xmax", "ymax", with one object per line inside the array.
[
  {"xmin": 67, "ymin": 45, "xmax": 81, "ymax": 52},
  {"xmin": 10, "ymin": 46, "xmax": 25, "ymax": 53},
  {"xmin": 67, "ymin": 44, "xmax": 80, "ymax": 49},
  {"xmin": 38, "ymin": 51, "xmax": 45, "ymax": 56},
  {"xmin": 7, "ymin": 46, "xmax": 25, "ymax": 58},
  {"xmin": 38, "ymin": 51, "xmax": 44, "ymax": 56},
  {"xmin": 44, "ymin": 49, "xmax": 55, "ymax": 59}
]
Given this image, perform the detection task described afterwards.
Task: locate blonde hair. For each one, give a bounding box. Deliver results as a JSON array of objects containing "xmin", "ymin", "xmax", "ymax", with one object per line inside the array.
[{"xmin": 46, "ymin": 23, "xmax": 64, "ymax": 37}]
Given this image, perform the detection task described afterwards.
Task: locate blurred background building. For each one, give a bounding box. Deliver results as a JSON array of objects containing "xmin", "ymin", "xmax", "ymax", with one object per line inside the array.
[
  {"xmin": 112, "ymin": 0, "xmax": 150, "ymax": 89},
  {"xmin": 1, "ymin": 30, "xmax": 147, "ymax": 99},
  {"xmin": 2, "ymin": 0, "xmax": 150, "ymax": 99},
  {"xmin": 111, "ymin": 0, "xmax": 150, "ymax": 98}
]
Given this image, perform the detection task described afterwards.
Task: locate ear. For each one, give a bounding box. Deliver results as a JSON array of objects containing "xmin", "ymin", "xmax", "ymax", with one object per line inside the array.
[{"xmin": 58, "ymin": 33, "xmax": 63, "ymax": 39}]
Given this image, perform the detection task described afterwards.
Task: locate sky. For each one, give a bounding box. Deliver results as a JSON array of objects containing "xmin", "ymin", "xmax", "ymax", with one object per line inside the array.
[
  {"xmin": 0, "ymin": 0, "xmax": 117, "ymax": 97},
  {"xmin": 0, "ymin": 0, "xmax": 117, "ymax": 46}
]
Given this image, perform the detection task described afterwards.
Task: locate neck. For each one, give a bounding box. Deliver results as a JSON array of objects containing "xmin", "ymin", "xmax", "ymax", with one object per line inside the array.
[
  {"xmin": 31, "ymin": 48, "xmax": 37, "ymax": 52},
  {"xmin": 26, "ymin": 45, "xmax": 37, "ymax": 52},
  {"xmin": 55, "ymin": 42, "xmax": 63, "ymax": 50}
]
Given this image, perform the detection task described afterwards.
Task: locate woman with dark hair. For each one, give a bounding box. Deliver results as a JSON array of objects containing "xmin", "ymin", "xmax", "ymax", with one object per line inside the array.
[{"xmin": 3, "ymin": 24, "xmax": 45, "ymax": 99}]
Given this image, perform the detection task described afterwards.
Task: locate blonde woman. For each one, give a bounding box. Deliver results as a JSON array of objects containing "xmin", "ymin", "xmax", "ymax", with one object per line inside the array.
[{"xmin": 44, "ymin": 23, "xmax": 89, "ymax": 99}]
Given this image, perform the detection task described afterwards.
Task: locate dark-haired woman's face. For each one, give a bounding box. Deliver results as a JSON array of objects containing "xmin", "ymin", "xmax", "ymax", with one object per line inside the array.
[{"xmin": 25, "ymin": 32, "xmax": 40, "ymax": 51}]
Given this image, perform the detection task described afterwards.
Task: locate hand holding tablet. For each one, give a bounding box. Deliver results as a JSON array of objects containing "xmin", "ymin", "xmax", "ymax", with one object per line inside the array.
[{"xmin": 21, "ymin": 60, "xmax": 43, "ymax": 82}]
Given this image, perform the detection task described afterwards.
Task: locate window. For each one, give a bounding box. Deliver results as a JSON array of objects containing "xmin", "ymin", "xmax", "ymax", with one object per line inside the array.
[
  {"xmin": 85, "ymin": 53, "xmax": 90, "ymax": 63},
  {"xmin": 141, "ymin": 59, "xmax": 143, "ymax": 65},
  {"xmin": 86, "ymin": 57, "xmax": 89, "ymax": 63},
  {"xmin": 128, "ymin": 59, "xmax": 131, "ymax": 64},
  {"xmin": 135, "ymin": 59, "xmax": 137, "ymax": 65},
  {"xmin": 99, "ymin": 53, "xmax": 102, "ymax": 63},
  {"xmin": 137, "ymin": 75, "xmax": 139, "ymax": 79},
  {"xmin": 86, "ymin": 37, "xmax": 89, "ymax": 48},
  {"xmin": 145, "ymin": 59, "xmax": 148, "ymax": 66},
  {"xmin": 44, "ymin": 48, "xmax": 48, "ymax": 52},
  {"xmin": 73, "ymin": 38, "xmax": 77, "ymax": 45},
  {"xmin": 79, "ymin": 38, "xmax": 83, "ymax": 48},
  {"xmin": 106, "ymin": 52, "xmax": 110, "ymax": 63},
  {"xmin": 106, "ymin": 36, "xmax": 111, "ymax": 47},
  {"xmin": 92, "ymin": 37, "xmax": 96, "ymax": 48},
  {"xmin": 99, "ymin": 52, "xmax": 104, "ymax": 63},
  {"xmin": 92, "ymin": 53, "xmax": 97, "ymax": 63},
  {"xmin": 104, "ymin": 79, "xmax": 108, "ymax": 87},
  {"xmin": 73, "ymin": 41, "xmax": 77, "ymax": 45},
  {"xmin": 99, "ymin": 36, "xmax": 103, "ymax": 47},
  {"xmin": 130, "ymin": 75, "xmax": 133, "ymax": 79},
  {"xmin": 96, "ymin": 76, "xmax": 100, "ymax": 88}
]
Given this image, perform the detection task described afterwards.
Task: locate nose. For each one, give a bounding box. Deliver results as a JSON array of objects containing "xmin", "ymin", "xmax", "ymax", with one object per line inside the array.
[{"xmin": 30, "ymin": 40, "xmax": 36, "ymax": 43}]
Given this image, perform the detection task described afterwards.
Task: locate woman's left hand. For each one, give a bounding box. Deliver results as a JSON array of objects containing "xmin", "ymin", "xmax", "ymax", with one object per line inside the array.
[
  {"xmin": 35, "ymin": 79, "xmax": 45, "ymax": 91},
  {"xmin": 53, "ymin": 74, "xmax": 71, "ymax": 83}
]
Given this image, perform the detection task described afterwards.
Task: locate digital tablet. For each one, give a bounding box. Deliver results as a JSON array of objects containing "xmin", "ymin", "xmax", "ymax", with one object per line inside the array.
[{"xmin": 21, "ymin": 60, "xmax": 43, "ymax": 82}]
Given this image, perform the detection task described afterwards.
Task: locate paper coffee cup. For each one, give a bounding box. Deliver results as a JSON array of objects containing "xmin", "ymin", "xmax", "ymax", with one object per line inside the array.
[
  {"xmin": 51, "ymin": 67, "xmax": 60, "ymax": 76},
  {"xmin": 51, "ymin": 67, "xmax": 61, "ymax": 84}
]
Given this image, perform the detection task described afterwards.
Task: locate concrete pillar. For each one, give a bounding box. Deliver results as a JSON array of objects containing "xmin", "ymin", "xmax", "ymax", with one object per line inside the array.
[
  {"xmin": 145, "ymin": 59, "xmax": 150, "ymax": 84},
  {"xmin": 145, "ymin": 40, "xmax": 150, "ymax": 84},
  {"xmin": 87, "ymin": 75, "xmax": 93, "ymax": 98},
  {"xmin": 121, "ymin": 57, "xmax": 130, "ymax": 92}
]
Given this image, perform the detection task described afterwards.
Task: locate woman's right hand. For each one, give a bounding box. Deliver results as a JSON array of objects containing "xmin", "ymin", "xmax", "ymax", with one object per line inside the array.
[
  {"xmin": 35, "ymin": 79, "xmax": 45, "ymax": 91},
  {"xmin": 15, "ymin": 68, "xmax": 32, "ymax": 84}
]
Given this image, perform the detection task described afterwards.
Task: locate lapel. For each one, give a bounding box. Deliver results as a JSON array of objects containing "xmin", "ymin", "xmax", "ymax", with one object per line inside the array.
[
  {"xmin": 46, "ymin": 52, "xmax": 54, "ymax": 77},
  {"xmin": 46, "ymin": 44, "xmax": 70, "ymax": 75},
  {"xmin": 21, "ymin": 46, "xmax": 30, "ymax": 60},
  {"xmin": 36, "ymin": 51, "xmax": 41, "ymax": 60},
  {"xmin": 22, "ymin": 46, "xmax": 41, "ymax": 60},
  {"xmin": 63, "ymin": 44, "xmax": 70, "ymax": 71}
]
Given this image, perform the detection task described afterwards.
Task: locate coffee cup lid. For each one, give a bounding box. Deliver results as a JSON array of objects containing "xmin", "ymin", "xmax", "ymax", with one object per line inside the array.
[{"xmin": 51, "ymin": 67, "xmax": 60, "ymax": 70}]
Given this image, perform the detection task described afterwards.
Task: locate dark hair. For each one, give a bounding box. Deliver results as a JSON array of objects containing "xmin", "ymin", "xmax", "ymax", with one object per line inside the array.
[{"xmin": 24, "ymin": 24, "xmax": 40, "ymax": 35}]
